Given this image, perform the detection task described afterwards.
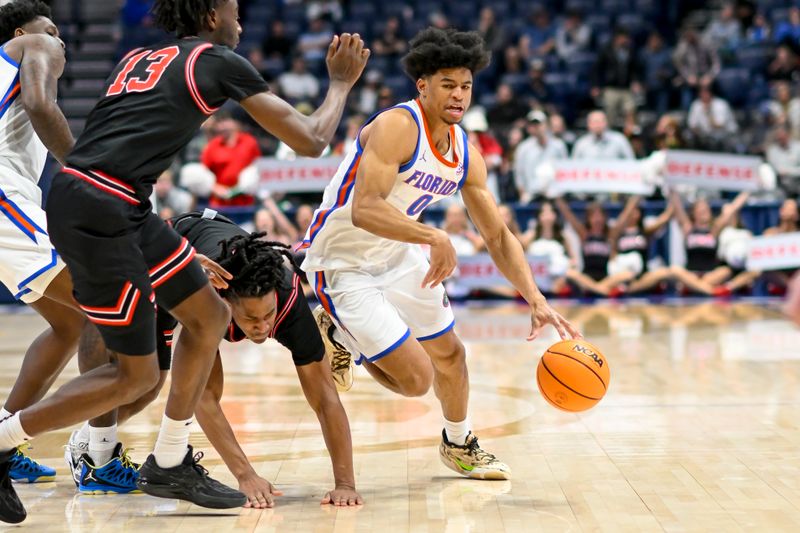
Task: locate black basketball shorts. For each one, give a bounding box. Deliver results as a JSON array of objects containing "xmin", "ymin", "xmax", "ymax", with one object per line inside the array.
[{"xmin": 46, "ymin": 167, "xmax": 208, "ymax": 356}]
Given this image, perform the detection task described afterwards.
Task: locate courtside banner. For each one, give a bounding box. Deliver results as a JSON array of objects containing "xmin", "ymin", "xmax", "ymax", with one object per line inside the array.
[
  {"xmin": 257, "ymin": 156, "xmax": 343, "ymax": 193},
  {"xmin": 746, "ymin": 232, "xmax": 800, "ymax": 271},
  {"xmin": 456, "ymin": 254, "xmax": 552, "ymax": 292},
  {"xmin": 664, "ymin": 150, "xmax": 761, "ymax": 191},
  {"xmin": 547, "ymin": 160, "xmax": 654, "ymax": 196}
]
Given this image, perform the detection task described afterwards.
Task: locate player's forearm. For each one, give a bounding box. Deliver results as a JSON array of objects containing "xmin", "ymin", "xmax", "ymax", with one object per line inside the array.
[
  {"xmin": 25, "ymin": 102, "xmax": 74, "ymax": 164},
  {"xmin": 305, "ymin": 80, "xmax": 351, "ymax": 155},
  {"xmin": 485, "ymin": 228, "xmax": 545, "ymax": 305},
  {"xmin": 314, "ymin": 396, "xmax": 356, "ymax": 488},
  {"xmin": 195, "ymin": 394, "xmax": 256, "ymax": 479},
  {"xmin": 352, "ymin": 195, "xmax": 442, "ymax": 245}
]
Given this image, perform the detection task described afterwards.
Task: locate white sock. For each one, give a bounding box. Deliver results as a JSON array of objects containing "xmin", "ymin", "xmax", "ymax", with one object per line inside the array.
[
  {"xmin": 0, "ymin": 408, "xmax": 13, "ymax": 421},
  {"xmin": 88, "ymin": 424, "xmax": 117, "ymax": 465},
  {"xmin": 0, "ymin": 412, "xmax": 31, "ymax": 452},
  {"xmin": 153, "ymin": 415, "xmax": 192, "ymax": 469},
  {"xmin": 444, "ymin": 417, "xmax": 470, "ymax": 446},
  {"xmin": 76, "ymin": 422, "xmax": 90, "ymax": 446}
]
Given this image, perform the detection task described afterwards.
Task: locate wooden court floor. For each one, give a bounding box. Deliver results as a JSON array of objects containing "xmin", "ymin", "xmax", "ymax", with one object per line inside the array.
[{"xmin": 0, "ymin": 299, "xmax": 798, "ymax": 532}]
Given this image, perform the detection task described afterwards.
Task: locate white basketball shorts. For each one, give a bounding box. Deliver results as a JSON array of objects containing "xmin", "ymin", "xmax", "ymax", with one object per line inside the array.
[
  {"xmin": 309, "ymin": 245, "xmax": 455, "ymax": 364},
  {"xmin": 0, "ymin": 178, "xmax": 65, "ymax": 303}
]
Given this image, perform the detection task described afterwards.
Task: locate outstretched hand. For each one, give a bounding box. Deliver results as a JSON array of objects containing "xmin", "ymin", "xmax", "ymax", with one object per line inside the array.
[
  {"xmin": 326, "ymin": 33, "xmax": 370, "ymax": 88},
  {"xmin": 527, "ymin": 295, "xmax": 582, "ymax": 341},
  {"xmin": 322, "ymin": 486, "xmax": 363, "ymax": 506},
  {"xmin": 239, "ymin": 474, "xmax": 283, "ymax": 509}
]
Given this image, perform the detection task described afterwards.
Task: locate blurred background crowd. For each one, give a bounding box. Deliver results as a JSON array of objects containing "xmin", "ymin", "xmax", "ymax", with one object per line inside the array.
[{"xmin": 37, "ymin": 0, "xmax": 800, "ymax": 301}]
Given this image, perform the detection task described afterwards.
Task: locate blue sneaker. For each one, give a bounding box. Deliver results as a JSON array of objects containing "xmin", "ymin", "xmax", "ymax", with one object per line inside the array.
[
  {"xmin": 8, "ymin": 444, "xmax": 56, "ymax": 483},
  {"xmin": 77, "ymin": 443, "xmax": 140, "ymax": 494}
]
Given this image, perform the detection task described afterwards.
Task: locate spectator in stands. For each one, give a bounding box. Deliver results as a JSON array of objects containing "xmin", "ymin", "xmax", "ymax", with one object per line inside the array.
[
  {"xmin": 487, "ymin": 83, "xmax": 529, "ymax": 129},
  {"xmin": 372, "ymin": 16, "xmax": 407, "ymax": 59},
  {"xmin": 765, "ymin": 81, "xmax": 800, "ymax": 138},
  {"xmin": 443, "ymin": 204, "xmax": 484, "ymax": 255},
  {"xmin": 254, "ymin": 197, "xmax": 301, "ymax": 247},
  {"xmin": 297, "ymin": 17, "xmax": 333, "ymax": 64},
  {"xmin": 668, "ymin": 190, "xmax": 750, "ymax": 296},
  {"xmin": 276, "ymin": 102, "xmax": 332, "ymax": 160},
  {"xmin": 549, "ymin": 113, "xmax": 576, "ymax": 149},
  {"xmin": 591, "ymin": 28, "xmax": 642, "ymax": 128},
  {"xmin": 306, "ymin": 0, "xmax": 343, "ymax": 23},
  {"xmin": 429, "ymin": 11, "xmax": 450, "ymax": 30},
  {"xmin": 555, "ymin": 9, "xmax": 591, "ymax": 61},
  {"xmin": 498, "ymin": 204, "xmax": 533, "ymax": 248},
  {"xmin": 464, "ymin": 108, "xmax": 504, "ymax": 202},
  {"xmin": 278, "ymin": 56, "xmax": 320, "ymax": 102},
  {"xmin": 514, "ymin": 110, "xmax": 568, "ymax": 203},
  {"xmin": 673, "ymin": 28, "xmax": 721, "ymax": 109},
  {"xmin": 201, "ymin": 114, "xmax": 262, "ymax": 207},
  {"xmin": 294, "ymin": 204, "xmax": 315, "ymax": 237},
  {"xmin": 687, "ymin": 83, "xmax": 738, "ymax": 151},
  {"xmin": 639, "ymin": 31, "xmax": 674, "ymax": 115},
  {"xmin": 745, "ymin": 12, "xmax": 771, "ymax": 44},
  {"xmin": 773, "ymin": 6, "xmax": 800, "ymax": 45},
  {"xmin": 652, "ymin": 114, "xmax": 686, "ymax": 150},
  {"xmin": 763, "ymin": 199, "xmax": 799, "ymax": 294},
  {"xmin": 766, "ymin": 125, "xmax": 800, "ymax": 196},
  {"xmin": 355, "ymin": 70, "xmax": 383, "ymax": 115},
  {"xmin": 767, "ymin": 44, "xmax": 800, "ymax": 83},
  {"xmin": 334, "ymin": 114, "xmax": 364, "ymax": 155},
  {"xmin": 376, "ymin": 85, "xmax": 394, "ymax": 111},
  {"xmin": 477, "ymin": 7, "xmax": 505, "ymax": 53},
  {"xmin": 528, "ymin": 201, "xmax": 576, "ymax": 296},
  {"xmin": 519, "ymin": 7, "xmax": 556, "ymax": 59},
  {"xmin": 500, "ymin": 45, "xmax": 526, "ymax": 78},
  {"xmin": 152, "ymin": 170, "xmax": 194, "ymax": 219},
  {"xmin": 572, "ymin": 110, "xmax": 635, "ymax": 160},
  {"xmin": 526, "ymin": 58, "xmax": 551, "ymax": 106},
  {"xmin": 555, "ymin": 198, "xmax": 635, "ymax": 296},
  {"xmin": 261, "ymin": 20, "xmax": 294, "ymax": 61},
  {"xmin": 703, "ymin": 2, "xmax": 741, "ymax": 53}
]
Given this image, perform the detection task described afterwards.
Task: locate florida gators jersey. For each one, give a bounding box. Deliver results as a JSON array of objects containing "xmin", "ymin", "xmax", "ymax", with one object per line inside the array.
[
  {"xmin": 300, "ymin": 99, "xmax": 470, "ymax": 272},
  {"xmin": 0, "ymin": 44, "xmax": 48, "ymax": 196}
]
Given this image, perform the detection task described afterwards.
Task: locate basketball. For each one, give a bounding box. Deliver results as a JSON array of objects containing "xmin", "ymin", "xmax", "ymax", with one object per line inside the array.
[{"xmin": 537, "ymin": 339, "xmax": 610, "ymax": 412}]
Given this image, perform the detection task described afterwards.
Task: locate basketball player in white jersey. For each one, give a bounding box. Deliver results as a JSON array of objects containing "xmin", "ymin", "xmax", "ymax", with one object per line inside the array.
[
  {"xmin": 0, "ymin": 1, "xmax": 89, "ymax": 493},
  {"xmin": 301, "ymin": 28, "xmax": 580, "ymax": 479}
]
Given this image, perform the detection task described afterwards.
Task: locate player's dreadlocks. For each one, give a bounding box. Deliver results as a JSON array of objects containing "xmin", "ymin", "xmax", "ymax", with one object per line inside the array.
[
  {"xmin": 216, "ymin": 232, "xmax": 299, "ymax": 300},
  {"xmin": 0, "ymin": 0, "xmax": 52, "ymax": 44},
  {"xmin": 401, "ymin": 27, "xmax": 490, "ymax": 81},
  {"xmin": 152, "ymin": 0, "xmax": 226, "ymax": 38}
]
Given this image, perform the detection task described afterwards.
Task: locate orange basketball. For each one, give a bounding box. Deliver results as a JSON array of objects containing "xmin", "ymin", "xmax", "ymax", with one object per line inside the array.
[{"xmin": 536, "ymin": 339, "xmax": 610, "ymax": 412}]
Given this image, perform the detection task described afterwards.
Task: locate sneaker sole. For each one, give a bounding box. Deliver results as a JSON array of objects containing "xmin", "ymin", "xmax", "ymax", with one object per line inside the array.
[
  {"xmin": 439, "ymin": 452, "xmax": 512, "ymax": 480},
  {"xmin": 10, "ymin": 474, "xmax": 55, "ymax": 484},
  {"xmin": 79, "ymin": 486, "xmax": 142, "ymax": 495},
  {"xmin": 137, "ymin": 481, "xmax": 247, "ymax": 509}
]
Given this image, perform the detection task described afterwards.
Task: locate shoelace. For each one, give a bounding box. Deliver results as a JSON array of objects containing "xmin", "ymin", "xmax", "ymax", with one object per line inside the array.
[
  {"xmin": 191, "ymin": 451, "xmax": 209, "ymax": 477},
  {"xmin": 14, "ymin": 443, "xmax": 46, "ymax": 468},
  {"xmin": 119, "ymin": 448, "xmax": 138, "ymax": 471},
  {"xmin": 465, "ymin": 437, "xmax": 500, "ymax": 464},
  {"xmin": 327, "ymin": 325, "xmax": 352, "ymax": 373}
]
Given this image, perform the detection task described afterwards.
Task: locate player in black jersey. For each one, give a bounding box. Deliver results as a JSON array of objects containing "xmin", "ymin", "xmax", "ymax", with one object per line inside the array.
[
  {"xmin": 102, "ymin": 211, "xmax": 360, "ymax": 507},
  {"xmin": 0, "ymin": 0, "xmax": 369, "ymax": 519}
]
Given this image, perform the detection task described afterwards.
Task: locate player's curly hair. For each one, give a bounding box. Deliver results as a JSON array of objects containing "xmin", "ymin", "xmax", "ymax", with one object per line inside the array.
[
  {"xmin": 216, "ymin": 232, "xmax": 299, "ymax": 300},
  {"xmin": 0, "ymin": 0, "xmax": 52, "ymax": 44},
  {"xmin": 152, "ymin": 0, "xmax": 226, "ymax": 38},
  {"xmin": 401, "ymin": 27, "xmax": 491, "ymax": 81}
]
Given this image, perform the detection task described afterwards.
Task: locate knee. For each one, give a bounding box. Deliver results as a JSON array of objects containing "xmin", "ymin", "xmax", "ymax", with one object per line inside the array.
[
  {"xmin": 433, "ymin": 342, "xmax": 467, "ymax": 374},
  {"xmin": 181, "ymin": 294, "xmax": 230, "ymax": 334},
  {"xmin": 115, "ymin": 357, "xmax": 161, "ymax": 402},
  {"xmin": 50, "ymin": 311, "xmax": 85, "ymax": 345},
  {"xmin": 397, "ymin": 369, "xmax": 433, "ymax": 397}
]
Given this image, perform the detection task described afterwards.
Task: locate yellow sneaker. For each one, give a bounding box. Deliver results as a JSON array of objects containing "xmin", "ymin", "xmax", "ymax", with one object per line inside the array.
[
  {"xmin": 313, "ymin": 305, "xmax": 354, "ymax": 392},
  {"xmin": 439, "ymin": 430, "xmax": 511, "ymax": 480}
]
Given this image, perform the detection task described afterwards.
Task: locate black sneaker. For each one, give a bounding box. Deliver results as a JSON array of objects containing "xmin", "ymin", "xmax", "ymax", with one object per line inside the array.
[
  {"xmin": 0, "ymin": 448, "xmax": 26, "ymax": 523},
  {"xmin": 136, "ymin": 446, "xmax": 246, "ymax": 509}
]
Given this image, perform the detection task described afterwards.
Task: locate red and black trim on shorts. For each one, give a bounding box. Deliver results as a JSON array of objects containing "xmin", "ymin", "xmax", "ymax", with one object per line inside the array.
[
  {"xmin": 149, "ymin": 237, "xmax": 196, "ymax": 288},
  {"xmin": 270, "ymin": 272, "xmax": 300, "ymax": 337},
  {"xmin": 61, "ymin": 167, "xmax": 141, "ymax": 205},
  {"xmin": 79, "ymin": 281, "xmax": 144, "ymax": 326}
]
